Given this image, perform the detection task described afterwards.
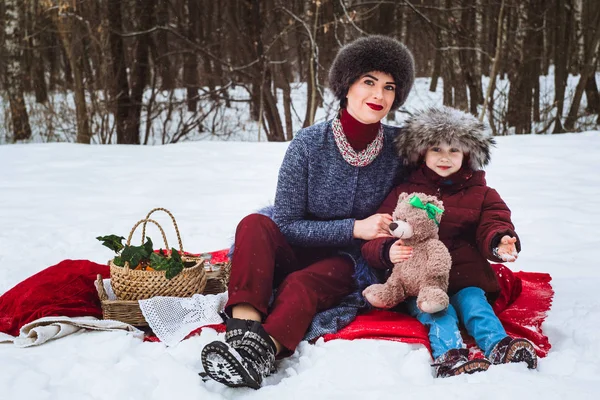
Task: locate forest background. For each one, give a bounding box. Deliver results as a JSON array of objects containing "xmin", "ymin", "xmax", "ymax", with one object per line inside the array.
[{"xmin": 1, "ymin": 0, "xmax": 599, "ymax": 145}]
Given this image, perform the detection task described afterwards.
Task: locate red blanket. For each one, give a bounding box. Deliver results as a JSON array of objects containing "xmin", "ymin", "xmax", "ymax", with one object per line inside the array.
[
  {"xmin": 0, "ymin": 260, "xmax": 109, "ymax": 337},
  {"xmin": 0, "ymin": 256, "xmax": 552, "ymax": 358},
  {"xmin": 321, "ymin": 264, "xmax": 553, "ymax": 357}
]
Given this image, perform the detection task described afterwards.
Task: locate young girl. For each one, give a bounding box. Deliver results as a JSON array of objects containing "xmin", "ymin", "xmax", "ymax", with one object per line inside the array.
[{"xmin": 361, "ymin": 106, "xmax": 538, "ymax": 378}]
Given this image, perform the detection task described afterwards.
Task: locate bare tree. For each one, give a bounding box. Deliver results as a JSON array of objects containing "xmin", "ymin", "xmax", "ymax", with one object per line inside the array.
[
  {"xmin": 153, "ymin": 0, "xmax": 174, "ymax": 90},
  {"xmin": 481, "ymin": 0, "xmax": 506, "ymax": 128},
  {"xmin": 52, "ymin": 1, "xmax": 92, "ymax": 144},
  {"xmin": 506, "ymin": 0, "xmax": 543, "ymax": 134},
  {"xmin": 184, "ymin": 0, "xmax": 200, "ymax": 111},
  {"xmin": 564, "ymin": 2, "xmax": 600, "ymax": 131},
  {"xmin": 552, "ymin": 0, "xmax": 571, "ymax": 133},
  {"xmin": 3, "ymin": 0, "xmax": 32, "ymax": 141},
  {"xmin": 107, "ymin": 0, "xmax": 133, "ymax": 144},
  {"xmin": 28, "ymin": 0, "xmax": 49, "ymax": 104}
]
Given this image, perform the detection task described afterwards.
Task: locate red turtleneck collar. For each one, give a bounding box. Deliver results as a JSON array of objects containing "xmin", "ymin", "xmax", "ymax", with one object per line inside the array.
[{"xmin": 340, "ymin": 109, "xmax": 381, "ymax": 152}]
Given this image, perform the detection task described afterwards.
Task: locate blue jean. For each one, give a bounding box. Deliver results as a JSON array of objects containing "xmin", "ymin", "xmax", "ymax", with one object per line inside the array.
[{"xmin": 407, "ymin": 287, "xmax": 507, "ymax": 359}]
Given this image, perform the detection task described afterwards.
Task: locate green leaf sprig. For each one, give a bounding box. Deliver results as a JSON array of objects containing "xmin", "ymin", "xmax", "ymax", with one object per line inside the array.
[{"xmin": 97, "ymin": 235, "xmax": 186, "ymax": 280}]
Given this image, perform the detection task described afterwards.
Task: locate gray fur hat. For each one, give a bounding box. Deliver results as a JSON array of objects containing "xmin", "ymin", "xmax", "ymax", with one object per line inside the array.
[
  {"xmin": 395, "ymin": 106, "xmax": 496, "ymax": 170},
  {"xmin": 328, "ymin": 35, "xmax": 415, "ymax": 111}
]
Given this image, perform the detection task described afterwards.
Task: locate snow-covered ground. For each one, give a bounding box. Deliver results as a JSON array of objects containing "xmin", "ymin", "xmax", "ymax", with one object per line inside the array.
[{"xmin": 1, "ymin": 129, "xmax": 600, "ymax": 399}]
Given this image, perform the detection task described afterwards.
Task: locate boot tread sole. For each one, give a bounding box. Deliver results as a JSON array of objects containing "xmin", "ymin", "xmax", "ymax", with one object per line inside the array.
[
  {"xmin": 201, "ymin": 341, "xmax": 261, "ymax": 390},
  {"xmin": 503, "ymin": 338, "xmax": 538, "ymax": 369},
  {"xmin": 437, "ymin": 358, "xmax": 491, "ymax": 378}
]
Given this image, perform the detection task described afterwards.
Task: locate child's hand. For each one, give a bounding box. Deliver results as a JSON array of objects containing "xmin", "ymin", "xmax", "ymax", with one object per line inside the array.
[
  {"xmin": 495, "ymin": 235, "xmax": 518, "ymax": 262},
  {"xmin": 389, "ymin": 239, "xmax": 413, "ymax": 263},
  {"xmin": 353, "ymin": 213, "xmax": 393, "ymax": 240}
]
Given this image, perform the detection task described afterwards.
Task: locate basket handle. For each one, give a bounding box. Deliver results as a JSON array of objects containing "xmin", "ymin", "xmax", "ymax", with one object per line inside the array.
[
  {"xmin": 127, "ymin": 218, "xmax": 169, "ymax": 250},
  {"xmin": 95, "ymin": 274, "xmax": 108, "ymax": 301},
  {"xmin": 141, "ymin": 208, "xmax": 184, "ymax": 253}
]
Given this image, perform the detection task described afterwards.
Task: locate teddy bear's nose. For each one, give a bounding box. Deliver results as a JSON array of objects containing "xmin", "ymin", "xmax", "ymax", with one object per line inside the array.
[{"xmin": 389, "ymin": 222, "xmax": 398, "ymax": 231}]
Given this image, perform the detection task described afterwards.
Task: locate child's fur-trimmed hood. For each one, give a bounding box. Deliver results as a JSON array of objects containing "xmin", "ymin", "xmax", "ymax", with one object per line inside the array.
[{"xmin": 395, "ymin": 106, "xmax": 495, "ymax": 170}]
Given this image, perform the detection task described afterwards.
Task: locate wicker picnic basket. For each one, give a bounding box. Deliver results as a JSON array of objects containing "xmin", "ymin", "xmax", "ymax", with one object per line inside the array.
[
  {"xmin": 203, "ymin": 260, "xmax": 231, "ymax": 295},
  {"xmin": 96, "ymin": 208, "xmax": 230, "ymax": 326},
  {"xmin": 109, "ymin": 208, "xmax": 207, "ymax": 300},
  {"xmin": 95, "ymin": 276, "xmax": 147, "ymax": 325},
  {"xmin": 95, "ymin": 263, "xmax": 230, "ymax": 326}
]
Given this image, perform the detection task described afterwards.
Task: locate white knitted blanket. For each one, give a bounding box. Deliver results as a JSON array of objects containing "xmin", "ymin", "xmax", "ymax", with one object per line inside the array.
[
  {"xmin": 0, "ymin": 278, "xmax": 227, "ymax": 348},
  {"xmin": 0, "ymin": 316, "xmax": 144, "ymax": 347}
]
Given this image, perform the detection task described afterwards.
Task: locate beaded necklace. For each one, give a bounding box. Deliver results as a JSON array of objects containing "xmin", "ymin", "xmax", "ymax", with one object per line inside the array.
[{"xmin": 331, "ymin": 115, "xmax": 384, "ymax": 167}]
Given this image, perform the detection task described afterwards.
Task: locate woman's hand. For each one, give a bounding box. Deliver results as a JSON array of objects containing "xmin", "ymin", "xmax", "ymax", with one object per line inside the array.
[
  {"xmin": 389, "ymin": 239, "xmax": 413, "ymax": 263},
  {"xmin": 353, "ymin": 213, "xmax": 393, "ymax": 240},
  {"xmin": 495, "ymin": 235, "xmax": 518, "ymax": 262}
]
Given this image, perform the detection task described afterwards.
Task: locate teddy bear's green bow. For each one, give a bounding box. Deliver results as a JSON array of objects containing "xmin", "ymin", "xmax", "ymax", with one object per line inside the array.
[{"xmin": 408, "ymin": 195, "xmax": 443, "ymax": 225}]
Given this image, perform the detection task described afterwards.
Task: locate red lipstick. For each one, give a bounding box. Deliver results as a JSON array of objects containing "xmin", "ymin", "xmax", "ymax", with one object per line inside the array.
[{"xmin": 367, "ymin": 103, "xmax": 383, "ymax": 111}]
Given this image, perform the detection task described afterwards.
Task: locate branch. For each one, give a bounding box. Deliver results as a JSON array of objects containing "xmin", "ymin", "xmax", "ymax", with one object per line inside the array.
[
  {"xmin": 338, "ymin": 0, "xmax": 369, "ymax": 35},
  {"xmin": 437, "ymin": 46, "xmax": 494, "ymax": 61}
]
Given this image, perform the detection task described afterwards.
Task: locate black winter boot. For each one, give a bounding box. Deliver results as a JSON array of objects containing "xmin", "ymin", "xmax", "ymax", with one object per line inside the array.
[
  {"xmin": 488, "ymin": 336, "xmax": 537, "ymax": 369},
  {"xmin": 201, "ymin": 319, "xmax": 277, "ymax": 389},
  {"xmin": 223, "ymin": 318, "xmax": 251, "ymax": 348},
  {"xmin": 432, "ymin": 348, "xmax": 491, "ymax": 378}
]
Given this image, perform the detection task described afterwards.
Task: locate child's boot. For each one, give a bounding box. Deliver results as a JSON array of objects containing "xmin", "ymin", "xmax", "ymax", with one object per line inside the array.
[
  {"xmin": 488, "ymin": 336, "xmax": 537, "ymax": 369},
  {"xmin": 432, "ymin": 348, "xmax": 491, "ymax": 378}
]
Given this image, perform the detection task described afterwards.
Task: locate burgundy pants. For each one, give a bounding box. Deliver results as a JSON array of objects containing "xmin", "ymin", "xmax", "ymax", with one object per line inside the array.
[{"xmin": 225, "ymin": 214, "xmax": 356, "ymax": 352}]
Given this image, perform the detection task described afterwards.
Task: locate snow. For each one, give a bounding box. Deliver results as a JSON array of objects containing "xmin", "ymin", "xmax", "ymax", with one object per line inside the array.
[{"xmin": 2, "ymin": 95, "xmax": 600, "ymax": 397}]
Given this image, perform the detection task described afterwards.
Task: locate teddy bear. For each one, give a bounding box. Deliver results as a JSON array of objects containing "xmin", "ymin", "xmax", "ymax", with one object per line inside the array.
[{"xmin": 362, "ymin": 192, "xmax": 452, "ymax": 313}]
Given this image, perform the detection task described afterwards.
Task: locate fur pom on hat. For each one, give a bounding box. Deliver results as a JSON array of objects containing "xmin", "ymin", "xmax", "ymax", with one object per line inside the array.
[
  {"xmin": 328, "ymin": 35, "xmax": 415, "ymax": 111},
  {"xmin": 395, "ymin": 106, "xmax": 496, "ymax": 170}
]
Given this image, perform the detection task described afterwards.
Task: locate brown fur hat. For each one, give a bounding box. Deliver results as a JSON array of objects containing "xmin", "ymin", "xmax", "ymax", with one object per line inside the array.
[
  {"xmin": 395, "ymin": 106, "xmax": 496, "ymax": 170},
  {"xmin": 328, "ymin": 35, "xmax": 415, "ymax": 111}
]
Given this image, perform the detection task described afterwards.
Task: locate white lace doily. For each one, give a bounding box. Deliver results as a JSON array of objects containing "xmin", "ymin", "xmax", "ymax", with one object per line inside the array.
[
  {"xmin": 102, "ymin": 279, "xmax": 227, "ymax": 346},
  {"xmin": 138, "ymin": 292, "xmax": 228, "ymax": 346}
]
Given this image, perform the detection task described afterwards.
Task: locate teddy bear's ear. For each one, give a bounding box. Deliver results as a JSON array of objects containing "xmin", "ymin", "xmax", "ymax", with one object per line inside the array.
[{"xmin": 398, "ymin": 192, "xmax": 411, "ymax": 202}]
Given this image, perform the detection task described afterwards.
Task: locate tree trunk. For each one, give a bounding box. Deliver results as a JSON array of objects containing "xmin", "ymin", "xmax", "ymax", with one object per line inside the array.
[
  {"xmin": 273, "ymin": 1, "xmax": 294, "ymax": 141},
  {"xmin": 553, "ymin": 0, "xmax": 569, "ymax": 133},
  {"xmin": 532, "ymin": 0, "xmax": 544, "ymax": 123},
  {"xmin": 564, "ymin": 7, "xmax": 600, "ymax": 131},
  {"xmin": 107, "ymin": 0, "xmax": 132, "ymax": 144},
  {"xmin": 4, "ymin": 0, "xmax": 32, "ymax": 141},
  {"xmin": 506, "ymin": 0, "xmax": 540, "ymax": 134},
  {"xmin": 302, "ymin": 0, "xmax": 320, "ymax": 128},
  {"xmin": 262, "ymin": 74, "xmax": 285, "ymax": 142},
  {"xmin": 585, "ymin": 72, "xmax": 600, "ymax": 114},
  {"xmin": 458, "ymin": 0, "xmax": 482, "ymax": 115},
  {"xmin": 154, "ymin": 0, "xmax": 174, "ymax": 90},
  {"xmin": 55, "ymin": 5, "xmax": 92, "ymax": 144},
  {"xmin": 30, "ymin": 0, "xmax": 48, "ymax": 104},
  {"xmin": 125, "ymin": 0, "xmax": 155, "ymax": 145},
  {"xmin": 429, "ymin": 5, "xmax": 442, "ymax": 93},
  {"xmin": 452, "ymin": 5, "xmax": 468, "ymax": 112},
  {"xmin": 201, "ymin": 0, "xmax": 216, "ymax": 97},
  {"xmin": 481, "ymin": 0, "xmax": 505, "ymax": 124},
  {"xmin": 184, "ymin": 0, "xmax": 199, "ymax": 111},
  {"xmin": 243, "ymin": 0, "xmax": 261, "ymax": 122},
  {"xmin": 583, "ymin": 0, "xmax": 600, "ymax": 115}
]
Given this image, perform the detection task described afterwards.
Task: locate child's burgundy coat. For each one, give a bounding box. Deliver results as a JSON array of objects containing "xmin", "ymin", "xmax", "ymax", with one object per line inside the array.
[{"xmin": 362, "ymin": 166, "xmax": 520, "ymax": 298}]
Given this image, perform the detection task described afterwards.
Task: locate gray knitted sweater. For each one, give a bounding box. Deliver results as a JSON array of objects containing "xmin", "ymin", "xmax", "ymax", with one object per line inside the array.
[{"xmin": 272, "ymin": 119, "xmax": 403, "ymax": 259}]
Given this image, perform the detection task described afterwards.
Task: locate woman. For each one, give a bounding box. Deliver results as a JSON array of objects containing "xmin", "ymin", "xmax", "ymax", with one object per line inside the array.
[{"xmin": 201, "ymin": 35, "xmax": 415, "ymax": 389}]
